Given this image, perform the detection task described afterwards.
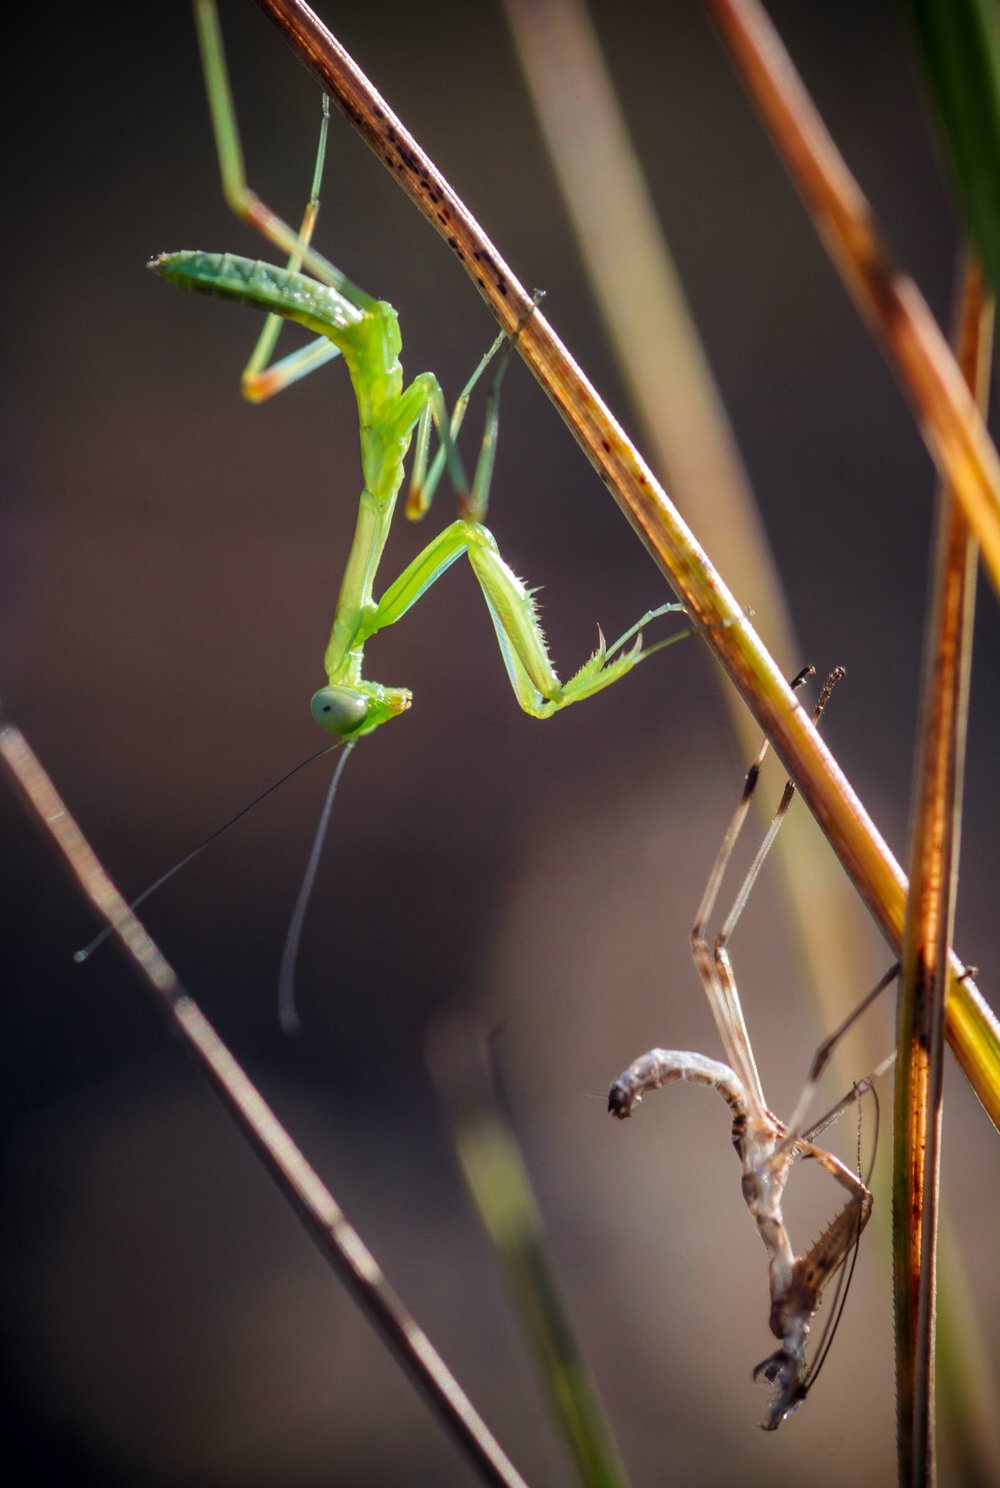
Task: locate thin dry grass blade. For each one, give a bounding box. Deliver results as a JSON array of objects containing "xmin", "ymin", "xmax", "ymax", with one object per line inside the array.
[
  {"xmin": 251, "ymin": 0, "xmax": 1000, "ymax": 1129},
  {"xmin": 431, "ymin": 1024, "xmax": 631, "ymax": 1488},
  {"xmin": 703, "ymin": 0, "xmax": 1000, "ymax": 600},
  {"xmin": 893, "ymin": 255, "xmax": 990, "ymax": 1487},
  {"xmin": 0, "ymin": 722, "xmax": 532, "ymax": 1488}
]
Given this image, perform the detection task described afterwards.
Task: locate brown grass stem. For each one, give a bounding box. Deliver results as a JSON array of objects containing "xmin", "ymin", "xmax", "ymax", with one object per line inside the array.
[{"xmin": 893, "ymin": 255, "xmax": 991, "ymax": 1487}]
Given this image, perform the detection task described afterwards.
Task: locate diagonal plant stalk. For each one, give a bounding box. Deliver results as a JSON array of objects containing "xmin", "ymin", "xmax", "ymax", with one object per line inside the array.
[
  {"xmin": 0, "ymin": 722, "xmax": 533, "ymax": 1488},
  {"xmin": 249, "ymin": 0, "xmax": 1000, "ymax": 1125},
  {"xmin": 893, "ymin": 255, "xmax": 989, "ymax": 1487}
]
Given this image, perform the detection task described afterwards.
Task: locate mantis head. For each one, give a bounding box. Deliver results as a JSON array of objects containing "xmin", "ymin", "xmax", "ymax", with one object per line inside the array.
[
  {"xmin": 753, "ymin": 1344, "xmax": 808, "ymax": 1430},
  {"xmin": 310, "ymin": 683, "xmax": 412, "ymax": 738}
]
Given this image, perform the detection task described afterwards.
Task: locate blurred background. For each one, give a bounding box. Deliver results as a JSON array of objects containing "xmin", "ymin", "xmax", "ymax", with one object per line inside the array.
[{"xmin": 2, "ymin": 1, "xmax": 998, "ymax": 1483}]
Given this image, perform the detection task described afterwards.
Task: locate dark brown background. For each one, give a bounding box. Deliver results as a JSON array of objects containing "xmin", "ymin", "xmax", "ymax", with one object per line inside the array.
[{"xmin": 3, "ymin": 2, "xmax": 998, "ymax": 1484}]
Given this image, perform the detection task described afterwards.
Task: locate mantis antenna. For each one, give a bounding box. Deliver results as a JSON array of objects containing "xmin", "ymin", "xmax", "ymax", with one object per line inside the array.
[
  {"xmin": 278, "ymin": 741, "xmax": 355, "ymax": 1035},
  {"xmin": 74, "ymin": 741, "xmax": 338, "ymax": 964}
]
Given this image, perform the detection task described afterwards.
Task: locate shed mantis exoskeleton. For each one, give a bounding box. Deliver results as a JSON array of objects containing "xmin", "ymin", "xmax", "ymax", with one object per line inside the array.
[
  {"xmin": 150, "ymin": 0, "xmax": 696, "ymax": 747},
  {"xmin": 609, "ymin": 667, "xmax": 896, "ymax": 1429}
]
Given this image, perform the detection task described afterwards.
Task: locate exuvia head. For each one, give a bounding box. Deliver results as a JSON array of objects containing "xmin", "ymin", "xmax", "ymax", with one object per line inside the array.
[
  {"xmin": 753, "ymin": 1346, "xmax": 808, "ymax": 1430},
  {"xmin": 309, "ymin": 681, "xmax": 412, "ymax": 738}
]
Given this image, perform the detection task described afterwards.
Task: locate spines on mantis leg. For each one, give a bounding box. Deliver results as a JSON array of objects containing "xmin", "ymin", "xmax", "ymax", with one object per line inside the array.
[
  {"xmin": 149, "ymin": 251, "xmax": 366, "ymax": 342},
  {"xmin": 464, "ymin": 527, "xmax": 556, "ymax": 700},
  {"xmin": 561, "ymin": 629, "xmax": 642, "ymax": 696},
  {"xmin": 464, "ymin": 522, "xmax": 667, "ymax": 718}
]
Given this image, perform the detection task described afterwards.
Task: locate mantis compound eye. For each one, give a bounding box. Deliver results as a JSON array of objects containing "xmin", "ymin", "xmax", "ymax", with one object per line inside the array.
[{"xmin": 310, "ymin": 686, "xmax": 369, "ymax": 736}]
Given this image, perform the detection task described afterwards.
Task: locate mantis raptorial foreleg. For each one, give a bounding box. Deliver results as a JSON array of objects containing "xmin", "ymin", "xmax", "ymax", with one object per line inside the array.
[
  {"xmin": 151, "ymin": 0, "xmax": 701, "ymax": 745},
  {"xmin": 609, "ymin": 668, "xmax": 892, "ymax": 1430}
]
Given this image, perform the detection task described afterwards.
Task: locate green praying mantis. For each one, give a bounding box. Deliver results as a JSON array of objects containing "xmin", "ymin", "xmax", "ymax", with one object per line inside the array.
[{"xmin": 150, "ymin": 0, "xmax": 698, "ymax": 746}]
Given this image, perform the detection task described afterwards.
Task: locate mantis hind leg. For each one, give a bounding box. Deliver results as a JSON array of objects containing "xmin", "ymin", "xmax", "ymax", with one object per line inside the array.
[
  {"xmin": 240, "ymin": 95, "xmax": 345, "ymax": 403},
  {"xmin": 193, "ymin": 0, "xmax": 378, "ymax": 315}
]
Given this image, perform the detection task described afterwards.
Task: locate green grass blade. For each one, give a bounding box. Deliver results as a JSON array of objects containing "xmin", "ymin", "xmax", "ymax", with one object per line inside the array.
[
  {"xmin": 432, "ymin": 1031, "xmax": 632, "ymax": 1488},
  {"xmin": 906, "ymin": 1, "xmax": 1000, "ymax": 304}
]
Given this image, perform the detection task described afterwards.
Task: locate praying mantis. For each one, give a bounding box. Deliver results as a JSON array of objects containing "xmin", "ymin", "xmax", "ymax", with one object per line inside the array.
[
  {"xmin": 609, "ymin": 667, "xmax": 895, "ymax": 1430},
  {"xmin": 150, "ymin": 0, "xmax": 693, "ymax": 745}
]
